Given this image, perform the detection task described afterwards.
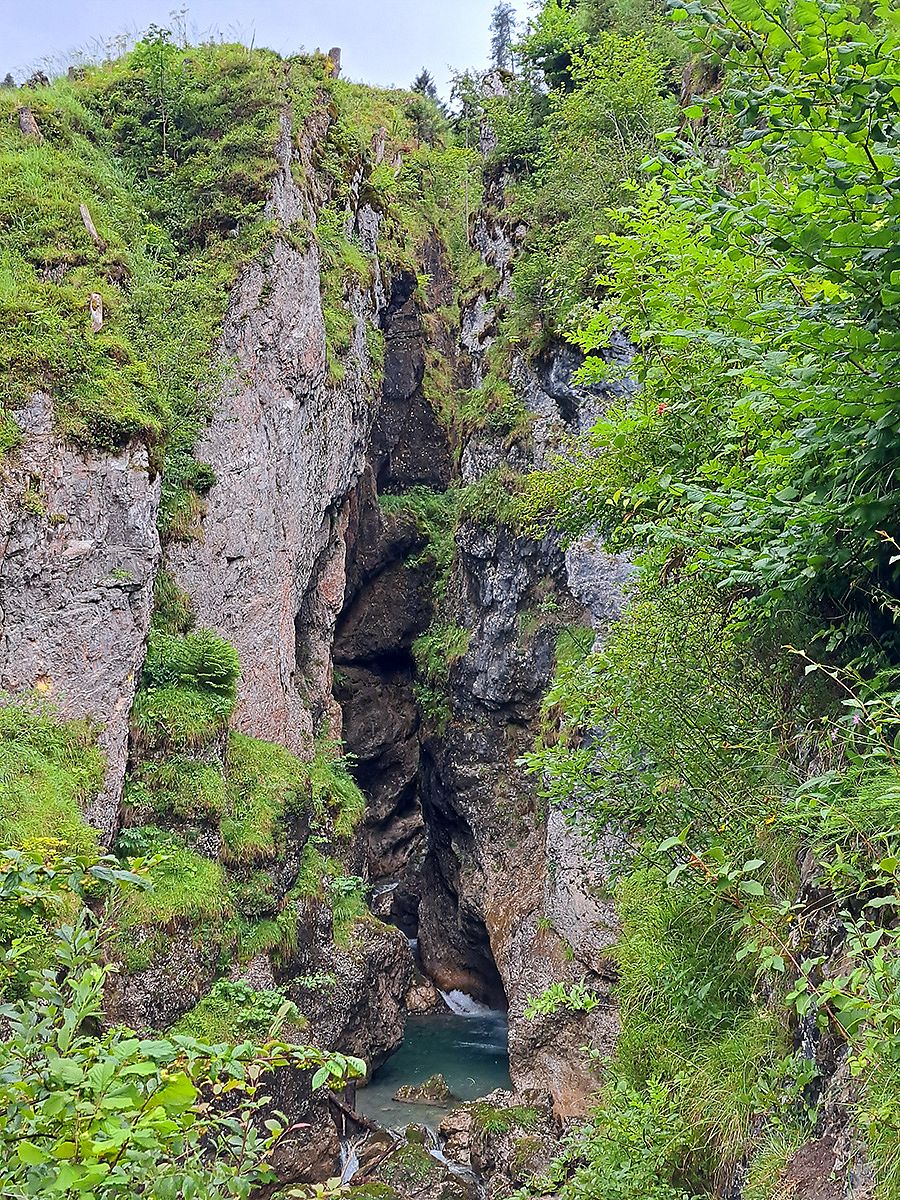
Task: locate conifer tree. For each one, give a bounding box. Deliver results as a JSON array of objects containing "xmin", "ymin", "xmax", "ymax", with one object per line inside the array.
[
  {"xmin": 490, "ymin": 2, "xmax": 518, "ymax": 72},
  {"xmin": 412, "ymin": 67, "xmax": 439, "ymax": 102}
]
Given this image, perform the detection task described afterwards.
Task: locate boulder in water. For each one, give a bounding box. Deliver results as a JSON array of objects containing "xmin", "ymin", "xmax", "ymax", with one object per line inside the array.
[{"xmin": 393, "ymin": 1073, "xmax": 457, "ymax": 1106}]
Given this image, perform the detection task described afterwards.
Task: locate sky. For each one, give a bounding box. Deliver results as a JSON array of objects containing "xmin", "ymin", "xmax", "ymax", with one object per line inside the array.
[{"xmin": 2, "ymin": 0, "xmax": 517, "ymax": 95}]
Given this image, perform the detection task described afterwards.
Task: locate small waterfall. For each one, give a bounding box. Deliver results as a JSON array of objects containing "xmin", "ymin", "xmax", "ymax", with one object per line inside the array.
[
  {"xmin": 371, "ymin": 880, "xmax": 399, "ymax": 898},
  {"xmin": 339, "ymin": 1137, "xmax": 361, "ymax": 1184},
  {"xmin": 439, "ymin": 989, "xmax": 496, "ymax": 1017}
]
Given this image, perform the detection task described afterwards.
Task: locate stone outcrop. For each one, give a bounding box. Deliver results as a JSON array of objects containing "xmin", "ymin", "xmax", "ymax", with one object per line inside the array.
[
  {"xmin": 333, "ymin": 467, "xmax": 433, "ymax": 910},
  {"xmin": 411, "ymin": 190, "xmax": 630, "ymax": 1116},
  {"xmin": 168, "ymin": 111, "xmax": 380, "ymax": 754},
  {"xmin": 0, "ymin": 391, "xmax": 160, "ymax": 839},
  {"xmin": 371, "ymin": 270, "xmax": 453, "ymax": 492},
  {"xmin": 417, "ymin": 512, "xmax": 620, "ymax": 1116}
]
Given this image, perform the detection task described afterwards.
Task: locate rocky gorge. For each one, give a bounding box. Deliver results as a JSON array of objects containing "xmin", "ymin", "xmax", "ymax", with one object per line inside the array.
[
  {"xmin": 0, "ymin": 49, "xmax": 626, "ymax": 1197},
  {"xmin": 2, "ymin": 6, "xmax": 892, "ymax": 1196}
]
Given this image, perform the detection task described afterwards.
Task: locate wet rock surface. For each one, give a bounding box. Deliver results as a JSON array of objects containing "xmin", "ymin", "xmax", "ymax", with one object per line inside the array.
[{"xmin": 371, "ymin": 271, "xmax": 452, "ymax": 491}]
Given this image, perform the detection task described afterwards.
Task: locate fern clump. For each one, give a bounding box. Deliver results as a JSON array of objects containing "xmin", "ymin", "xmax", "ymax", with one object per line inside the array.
[
  {"xmin": 131, "ymin": 629, "xmax": 239, "ymax": 749},
  {"xmin": 0, "ymin": 697, "xmax": 102, "ymax": 853},
  {"xmin": 141, "ymin": 630, "xmax": 240, "ymax": 694}
]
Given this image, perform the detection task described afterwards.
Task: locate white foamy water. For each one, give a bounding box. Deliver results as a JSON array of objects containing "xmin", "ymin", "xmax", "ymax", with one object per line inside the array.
[
  {"xmin": 339, "ymin": 1138, "xmax": 361, "ymax": 1184},
  {"xmin": 439, "ymin": 989, "xmax": 496, "ymax": 1017}
]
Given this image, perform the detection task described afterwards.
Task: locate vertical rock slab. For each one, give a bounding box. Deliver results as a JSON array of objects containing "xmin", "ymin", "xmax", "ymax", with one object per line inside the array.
[
  {"xmin": 168, "ymin": 114, "xmax": 379, "ymax": 750},
  {"xmin": 0, "ymin": 392, "xmax": 161, "ymax": 839}
]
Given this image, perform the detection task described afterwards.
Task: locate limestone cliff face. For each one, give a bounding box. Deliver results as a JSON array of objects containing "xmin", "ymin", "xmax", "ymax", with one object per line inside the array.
[
  {"xmin": 0, "ymin": 391, "xmax": 160, "ymax": 839},
  {"xmin": 0, "ymin": 98, "xmax": 413, "ymax": 1182},
  {"xmin": 168, "ymin": 110, "xmax": 381, "ymax": 751},
  {"xmin": 417, "ymin": 483, "xmax": 622, "ymax": 1119},
  {"xmin": 0, "ymin": 81, "xmax": 632, "ymax": 1174}
]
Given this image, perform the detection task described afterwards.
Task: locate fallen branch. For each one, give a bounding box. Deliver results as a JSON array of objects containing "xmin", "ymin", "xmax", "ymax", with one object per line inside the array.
[{"xmin": 327, "ymin": 1093, "xmax": 381, "ymax": 1135}]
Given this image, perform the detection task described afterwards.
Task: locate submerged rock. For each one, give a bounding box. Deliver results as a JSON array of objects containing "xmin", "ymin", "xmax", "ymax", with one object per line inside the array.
[{"xmin": 393, "ymin": 1074, "xmax": 457, "ymax": 1106}]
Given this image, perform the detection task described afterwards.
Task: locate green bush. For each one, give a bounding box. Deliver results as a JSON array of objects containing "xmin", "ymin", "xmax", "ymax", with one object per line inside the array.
[
  {"xmin": 522, "ymin": 1075, "xmax": 698, "ymax": 1200},
  {"xmin": 174, "ymin": 978, "xmax": 304, "ymax": 1043},
  {"xmin": 0, "ymin": 850, "xmax": 365, "ymax": 1199}
]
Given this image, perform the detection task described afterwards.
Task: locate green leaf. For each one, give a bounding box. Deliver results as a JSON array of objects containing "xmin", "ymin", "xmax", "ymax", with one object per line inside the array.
[
  {"xmin": 49, "ymin": 1058, "xmax": 85, "ymax": 1086},
  {"xmin": 657, "ymin": 835, "xmax": 684, "ymax": 853},
  {"xmin": 17, "ymin": 1141, "xmax": 50, "ymax": 1165},
  {"xmin": 739, "ymin": 879, "xmax": 765, "ymax": 897},
  {"xmin": 148, "ymin": 1072, "xmax": 198, "ymax": 1113}
]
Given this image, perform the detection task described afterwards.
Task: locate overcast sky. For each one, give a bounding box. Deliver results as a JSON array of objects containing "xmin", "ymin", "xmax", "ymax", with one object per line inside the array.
[{"xmin": 3, "ymin": 0, "xmax": 519, "ymax": 94}]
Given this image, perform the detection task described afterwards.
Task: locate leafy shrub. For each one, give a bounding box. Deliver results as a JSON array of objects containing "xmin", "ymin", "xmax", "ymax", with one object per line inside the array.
[
  {"xmin": 174, "ymin": 978, "xmax": 304, "ymax": 1043},
  {"xmin": 521, "ymin": 1075, "xmax": 698, "ymax": 1200},
  {"xmin": 0, "ymin": 849, "xmax": 365, "ymax": 1199}
]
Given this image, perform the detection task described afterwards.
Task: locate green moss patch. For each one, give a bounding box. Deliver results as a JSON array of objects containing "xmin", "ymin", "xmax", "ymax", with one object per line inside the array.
[
  {"xmin": 0, "ymin": 41, "xmax": 326, "ymax": 462},
  {"xmin": 118, "ymin": 827, "xmax": 229, "ymax": 929},
  {"xmin": 0, "ymin": 697, "xmax": 102, "ymax": 854}
]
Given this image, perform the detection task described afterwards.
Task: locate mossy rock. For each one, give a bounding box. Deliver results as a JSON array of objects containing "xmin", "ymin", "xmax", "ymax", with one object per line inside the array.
[{"xmin": 394, "ymin": 1073, "xmax": 457, "ymax": 1106}]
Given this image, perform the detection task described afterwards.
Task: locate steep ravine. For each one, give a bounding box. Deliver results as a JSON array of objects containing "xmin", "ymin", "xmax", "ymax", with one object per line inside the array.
[{"xmin": 1, "ymin": 73, "xmax": 626, "ymax": 1197}]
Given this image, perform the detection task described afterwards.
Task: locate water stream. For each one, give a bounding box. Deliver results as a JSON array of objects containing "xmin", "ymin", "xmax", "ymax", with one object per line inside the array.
[{"xmin": 354, "ymin": 1000, "xmax": 511, "ymax": 1131}]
